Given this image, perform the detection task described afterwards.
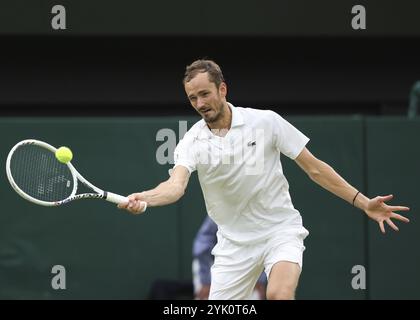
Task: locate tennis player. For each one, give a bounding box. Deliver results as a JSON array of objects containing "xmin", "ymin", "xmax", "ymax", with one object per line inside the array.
[{"xmin": 119, "ymin": 59, "xmax": 410, "ymax": 300}]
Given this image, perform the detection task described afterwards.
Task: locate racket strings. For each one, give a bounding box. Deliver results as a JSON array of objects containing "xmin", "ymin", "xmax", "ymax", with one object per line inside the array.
[{"xmin": 10, "ymin": 145, "xmax": 74, "ymax": 202}]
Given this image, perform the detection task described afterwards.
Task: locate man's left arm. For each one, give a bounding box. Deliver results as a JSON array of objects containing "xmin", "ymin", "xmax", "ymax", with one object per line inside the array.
[{"xmin": 295, "ymin": 147, "xmax": 410, "ymax": 233}]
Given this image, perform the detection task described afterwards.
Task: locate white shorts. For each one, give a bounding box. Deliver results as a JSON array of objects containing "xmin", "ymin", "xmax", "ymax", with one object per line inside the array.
[{"xmin": 209, "ymin": 227, "xmax": 309, "ymax": 300}]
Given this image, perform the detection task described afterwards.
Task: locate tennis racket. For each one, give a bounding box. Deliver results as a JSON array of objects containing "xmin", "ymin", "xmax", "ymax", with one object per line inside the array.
[{"xmin": 6, "ymin": 139, "xmax": 147, "ymax": 210}]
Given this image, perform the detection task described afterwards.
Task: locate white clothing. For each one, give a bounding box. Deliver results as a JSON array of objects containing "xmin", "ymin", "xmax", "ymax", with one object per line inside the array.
[
  {"xmin": 209, "ymin": 227, "xmax": 308, "ymax": 300},
  {"xmin": 174, "ymin": 103, "xmax": 310, "ymax": 244}
]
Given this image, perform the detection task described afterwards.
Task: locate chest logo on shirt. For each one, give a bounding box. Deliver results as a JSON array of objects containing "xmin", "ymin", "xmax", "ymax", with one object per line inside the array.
[{"xmin": 247, "ymin": 141, "xmax": 257, "ymax": 147}]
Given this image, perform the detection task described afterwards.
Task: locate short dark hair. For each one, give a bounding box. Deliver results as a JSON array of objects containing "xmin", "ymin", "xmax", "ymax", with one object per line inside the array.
[{"xmin": 183, "ymin": 59, "xmax": 225, "ymax": 88}]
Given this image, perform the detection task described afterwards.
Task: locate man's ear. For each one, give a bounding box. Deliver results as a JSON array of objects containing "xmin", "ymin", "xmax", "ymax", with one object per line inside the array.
[{"xmin": 219, "ymin": 82, "xmax": 227, "ymax": 98}]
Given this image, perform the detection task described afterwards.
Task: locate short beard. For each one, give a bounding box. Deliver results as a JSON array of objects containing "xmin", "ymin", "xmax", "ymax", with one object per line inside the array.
[{"xmin": 204, "ymin": 102, "xmax": 224, "ymax": 123}]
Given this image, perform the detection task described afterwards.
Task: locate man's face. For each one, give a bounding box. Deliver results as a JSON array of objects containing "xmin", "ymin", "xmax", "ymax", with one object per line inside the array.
[{"xmin": 184, "ymin": 72, "xmax": 227, "ymax": 123}]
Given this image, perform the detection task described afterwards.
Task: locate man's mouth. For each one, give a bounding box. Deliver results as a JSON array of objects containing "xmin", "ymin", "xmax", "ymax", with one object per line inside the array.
[{"xmin": 201, "ymin": 108, "xmax": 212, "ymax": 114}]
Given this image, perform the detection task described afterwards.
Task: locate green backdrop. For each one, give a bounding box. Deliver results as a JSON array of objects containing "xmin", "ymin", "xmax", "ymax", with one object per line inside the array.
[{"xmin": 0, "ymin": 116, "xmax": 418, "ymax": 299}]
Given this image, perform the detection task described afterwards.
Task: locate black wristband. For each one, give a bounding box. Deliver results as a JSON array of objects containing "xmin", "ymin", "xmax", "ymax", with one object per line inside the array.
[{"xmin": 352, "ymin": 191, "xmax": 361, "ymax": 206}]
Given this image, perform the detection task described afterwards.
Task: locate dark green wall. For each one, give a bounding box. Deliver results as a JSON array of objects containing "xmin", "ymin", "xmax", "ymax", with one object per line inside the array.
[
  {"xmin": 0, "ymin": 117, "xmax": 418, "ymax": 299},
  {"xmin": 366, "ymin": 119, "xmax": 420, "ymax": 299}
]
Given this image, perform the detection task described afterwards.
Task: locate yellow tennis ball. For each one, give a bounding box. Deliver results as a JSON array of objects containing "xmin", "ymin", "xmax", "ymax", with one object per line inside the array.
[{"xmin": 55, "ymin": 146, "xmax": 73, "ymax": 164}]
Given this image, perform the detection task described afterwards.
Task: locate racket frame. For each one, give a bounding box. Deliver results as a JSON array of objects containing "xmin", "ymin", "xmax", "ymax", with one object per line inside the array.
[{"xmin": 6, "ymin": 139, "xmax": 129, "ymax": 206}]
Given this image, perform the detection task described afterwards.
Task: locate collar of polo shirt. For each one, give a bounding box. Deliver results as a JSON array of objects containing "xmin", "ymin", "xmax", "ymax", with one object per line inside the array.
[{"xmin": 198, "ymin": 102, "xmax": 245, "ymax": 130}]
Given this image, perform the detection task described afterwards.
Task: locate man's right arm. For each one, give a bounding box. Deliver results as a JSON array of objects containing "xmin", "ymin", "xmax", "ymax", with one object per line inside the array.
[{"xmin": 118, "ymin": 165, "xmax": 190, "ymax": 214}]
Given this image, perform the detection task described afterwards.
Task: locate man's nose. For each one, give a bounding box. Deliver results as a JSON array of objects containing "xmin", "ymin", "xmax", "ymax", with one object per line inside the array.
[{"xmin": 197, "ymin": 97, "xmax": 205, "ymax": 108}]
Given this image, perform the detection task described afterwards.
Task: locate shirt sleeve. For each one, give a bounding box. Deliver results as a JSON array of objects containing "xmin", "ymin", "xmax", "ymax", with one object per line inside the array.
[
  {"xmin": 173, "ymin": 133, "xmax": 197, "ymax": 173},
  {"xmin": 271, "ymin": 111, "xmax": 310, "ymax": 160}
]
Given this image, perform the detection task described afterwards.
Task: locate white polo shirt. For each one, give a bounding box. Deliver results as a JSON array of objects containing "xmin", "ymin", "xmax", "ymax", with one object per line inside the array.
[{"xmin": 174, "ymin": 103, "xmax": 310, "ymax": 244}]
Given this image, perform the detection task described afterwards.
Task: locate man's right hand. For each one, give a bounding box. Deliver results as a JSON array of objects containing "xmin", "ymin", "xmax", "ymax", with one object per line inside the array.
[{"xmin": 118, "ymin": 192, "xmax": 148, "ymax": 214}]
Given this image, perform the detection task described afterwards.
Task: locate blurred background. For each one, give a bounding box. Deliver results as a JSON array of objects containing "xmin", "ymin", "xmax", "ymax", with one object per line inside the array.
[{"xmin": 0, "ymin": 0, "xmax": 419, "ymax": 299}]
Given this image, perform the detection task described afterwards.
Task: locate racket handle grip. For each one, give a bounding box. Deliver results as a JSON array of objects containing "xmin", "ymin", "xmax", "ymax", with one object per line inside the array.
[{"xmin": 105, "ymin": 192, "xmax": 129, "ymax": 205}]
